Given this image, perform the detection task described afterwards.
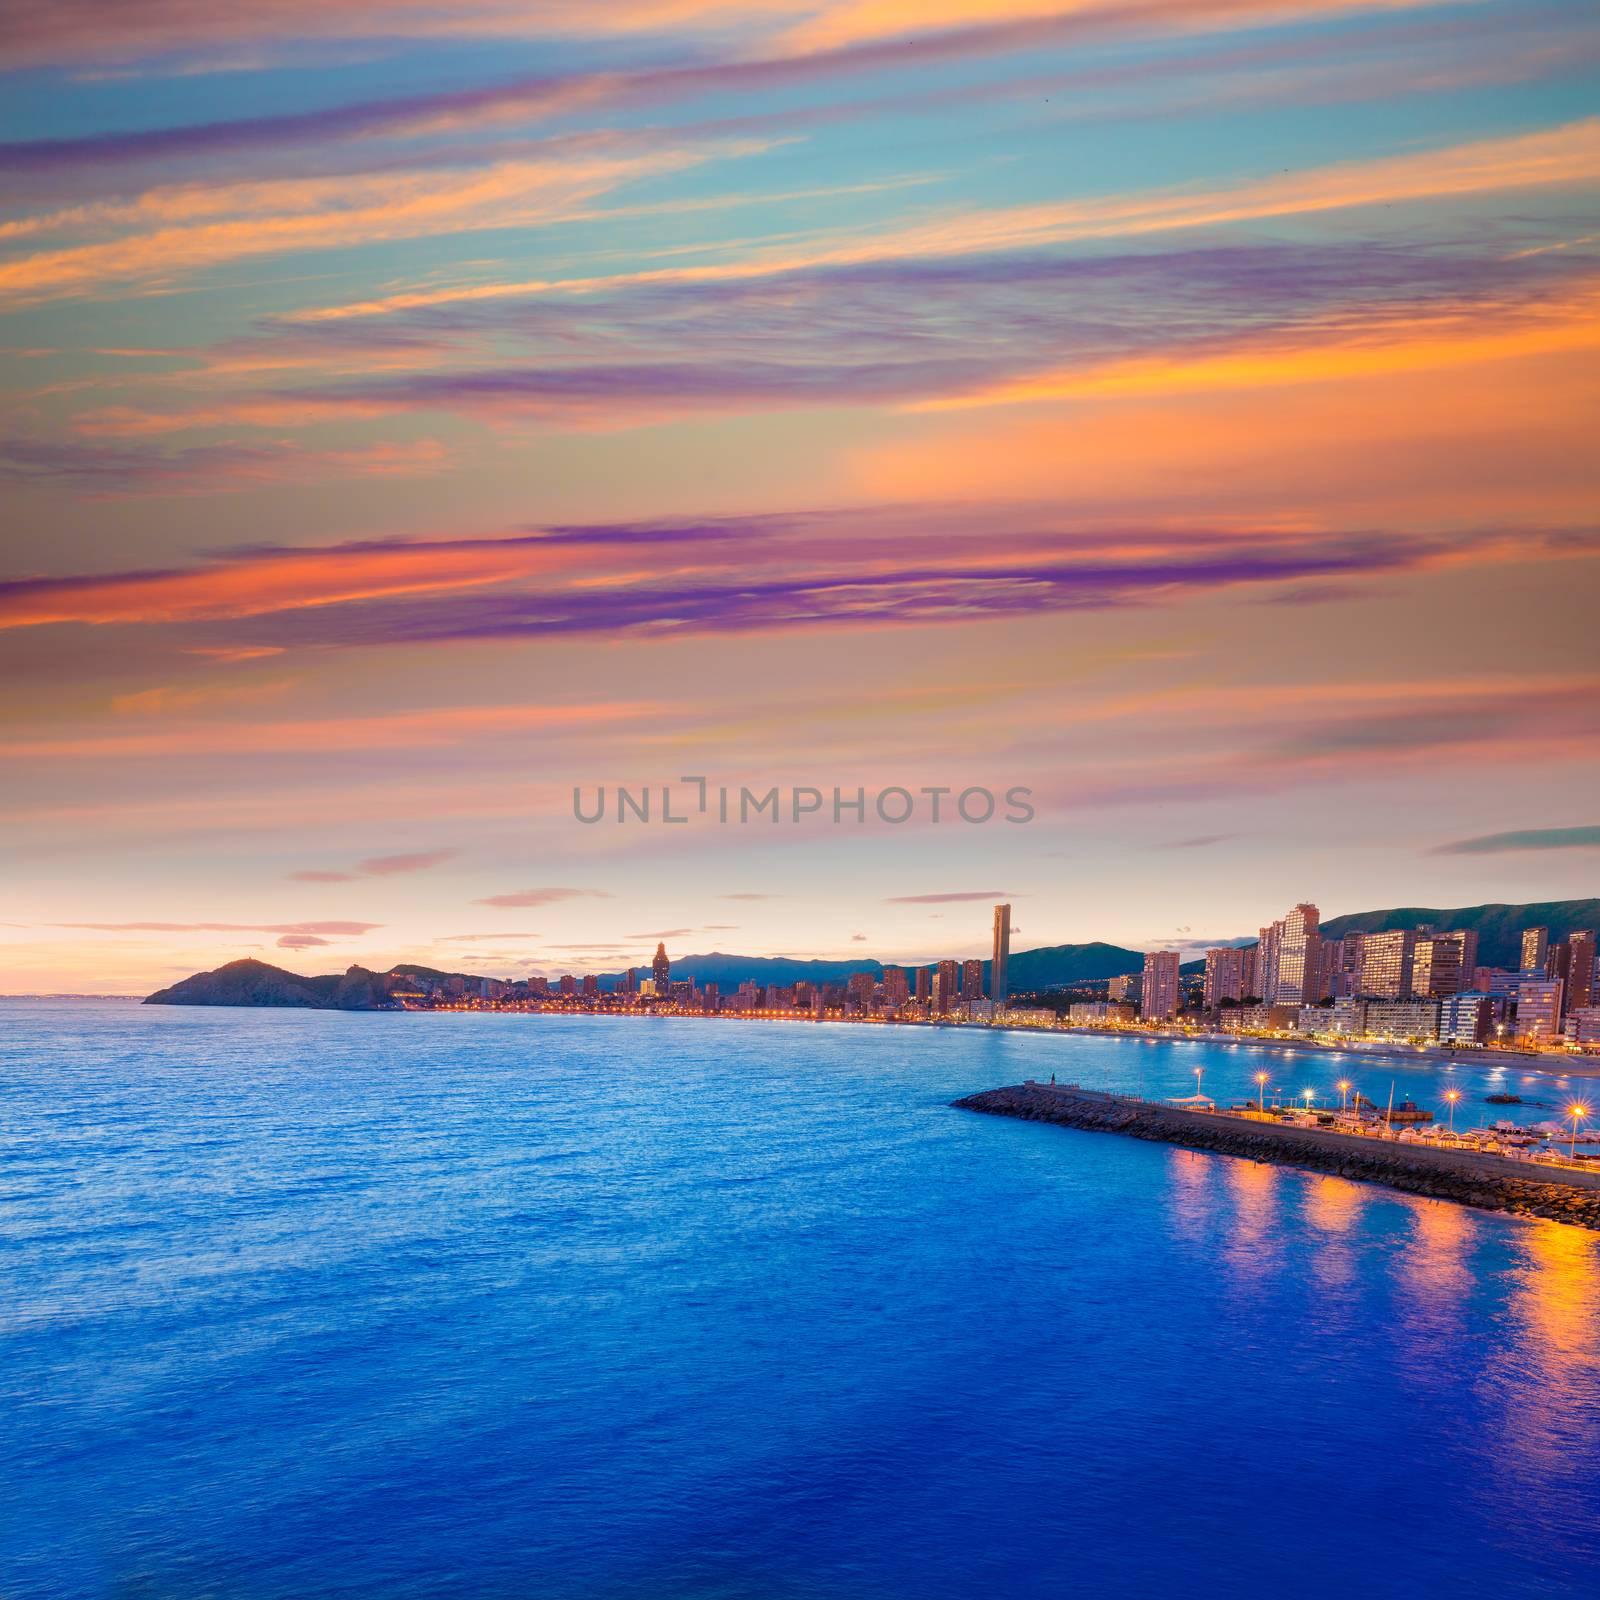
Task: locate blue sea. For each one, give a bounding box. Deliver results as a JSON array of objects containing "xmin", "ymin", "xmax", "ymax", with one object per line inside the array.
[{"xmin": 3, "ymin": 1002, "xmax": 1597, "ymax": 1600}]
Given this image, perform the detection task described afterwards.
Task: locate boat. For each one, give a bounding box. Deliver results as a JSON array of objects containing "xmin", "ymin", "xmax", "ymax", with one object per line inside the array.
[
  {"xmin": 1387, "ymin": 1100, "xmax": 1434, "ymax": 1125},
  {"xmin": 1485, "ymin": 1093, "xmax": 1523, "ymax": 1105}
]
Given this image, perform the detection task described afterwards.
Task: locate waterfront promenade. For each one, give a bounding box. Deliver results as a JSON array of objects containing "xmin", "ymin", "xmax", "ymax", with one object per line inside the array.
[{"xmin": 955, "ymin": 1082, "xmax": 1600, "ymax": 1230}]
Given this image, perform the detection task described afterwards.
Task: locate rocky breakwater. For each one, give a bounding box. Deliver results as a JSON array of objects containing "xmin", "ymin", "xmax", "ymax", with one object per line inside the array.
[{"xmin": 954, "ymin": 1082, "xmax": 1600, "ymax": 1232}]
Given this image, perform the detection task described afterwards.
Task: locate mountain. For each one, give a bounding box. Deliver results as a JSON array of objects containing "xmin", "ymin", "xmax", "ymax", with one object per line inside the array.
[
  {"xmin": 610, "ymin": 952, "xmax": 885, "ymax": 990},
  {"xmin": 143, "ymin": 959, "xmax": 434, "ymax": 1010},
  {"xmin": 595, "ymin": 943, "xmax": 1146, "ymax": 992},
  {"xmin": 1321, "ymin": 899, "xmax": 1600, "ymax": 969},
  {"xmin": 999, "ymin": 941, "xmax": 1146, "ymax": 989}
]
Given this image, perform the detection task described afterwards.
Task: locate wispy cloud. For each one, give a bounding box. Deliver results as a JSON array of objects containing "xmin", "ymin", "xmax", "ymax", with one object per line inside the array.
[
  {"xmin": 473, "ymin": 886, "xmax": 612, "ymax": 908},
  {"xmin": 288, "ymin": 849, "xmax": 456, "ymax": 882},
  {"xmin": 884, "ymin": 890, "xmax": 1010, "ymax": 903},
  {"xmin": 54, "ymin": 919, "xmax": 381, "ymax": 934},
  {"xmin": 1431, "ymin": 824, "xmax": 1600, "ymax": 855}
]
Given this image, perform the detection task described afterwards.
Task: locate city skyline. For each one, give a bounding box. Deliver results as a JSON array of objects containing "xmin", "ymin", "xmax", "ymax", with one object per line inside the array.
[{"xmin": 3, "ymin": 2, "xmax": 1599, "ymax": 993}]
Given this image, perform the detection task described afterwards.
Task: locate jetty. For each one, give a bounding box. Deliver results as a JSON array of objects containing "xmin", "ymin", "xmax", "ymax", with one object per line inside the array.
[{"xmin": 954, "ymin": 1082, "xmax": 1600, "ymax": 1231}]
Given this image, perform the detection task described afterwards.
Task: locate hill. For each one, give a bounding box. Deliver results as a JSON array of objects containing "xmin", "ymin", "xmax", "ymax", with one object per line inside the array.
[
  {"xmin": 143, "ymin": 959, "xmax": 427, "ymax": 1010},
  {"xmin": 1321, "ymin": 898, "xmax": 1600, "ymax": 968}
]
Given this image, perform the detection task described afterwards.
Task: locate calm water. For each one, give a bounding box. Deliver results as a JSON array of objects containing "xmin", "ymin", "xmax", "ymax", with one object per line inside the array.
[{"xmin": 3, "ymin": 1002, "xmax": 1597, "ymax": 1600}]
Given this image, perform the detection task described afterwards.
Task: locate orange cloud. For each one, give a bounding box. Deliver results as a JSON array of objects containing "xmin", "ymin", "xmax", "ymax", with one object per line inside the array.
[
  {"xmin": 855, "ymin": 342, "xmax": 1600, "ymax": 527},
  {"xmin": 0, "ymin": 538, "xmax": 585, "ymax": 629},
  {"xmin": 0, "ymin": 700, "xmax": 664, "ymax": 760}
]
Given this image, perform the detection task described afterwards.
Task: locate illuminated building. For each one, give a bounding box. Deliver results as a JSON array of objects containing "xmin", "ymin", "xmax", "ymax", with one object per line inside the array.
[
  {"xmin": 1359, "ymin": 929, "xmax": 1422, "ymax": 998},
  {"xmin": 1268, "ymin": 902, "xmax": 1321, "ymax": 1004},
  {"xmin": 1521, "ymin": 926, "xmax": 1549, "ymax": 973},
  {"xmin": 1412, "ymin": 930, "xmax": 1479, "ymax": 998},
  {"xmin": 935, "ymin": 959, "xmax": 959, "ymax": 1014},
  {"xmin": 652, "ymin": 942, "xmax": 671, "ymax": 989},
  {"xmin": 1515, "ymin": 977, "xmax": 1563, "ymax": 1042},
  {"xmin": 991, "ymin": 903, "xmax": 1011, "ymax": 1002},
  {"xmin": 962, "ymin": 959, "xmax": 984, "ymax": 1001},
  {"xmin": 1142, "ymin": 950, "xmax": 1180, "ymax": 1021},
  {"xmin": 1439, "ymin": 991, "xmax": 1495, "ymax": 1045},
  {"xmin": 1364, "ymin": 999, "xmax": 1440, "ymax": 1040},
  {"xmin": 1203, "ymin": 947, "xmax": 1246, "ymax": 1008},
  {"xmin": 881, "ymin": 967, "xmax": 910, "ymax": 1005},
  {"xmin": 915, "ymin": 967, "xmax": 931, "ymax": 1004},
  {"xmin": 1566, "ymin": 930, "xmax": 1596, "ymax": 1013}
]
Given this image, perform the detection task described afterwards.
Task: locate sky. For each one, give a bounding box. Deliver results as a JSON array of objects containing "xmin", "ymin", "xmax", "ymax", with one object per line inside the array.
[{"xmin": 1, "ymin": 0, "xmax": 1598, "ymax": 994}]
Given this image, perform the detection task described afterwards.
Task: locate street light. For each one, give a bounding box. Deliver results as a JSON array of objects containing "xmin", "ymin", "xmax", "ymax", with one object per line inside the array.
[
  {"xmin": 1568, "ymin": 1102, "xmax": 1590, "ymax": 1160},
  {"xmin": 1302, "ymin": 1088, "xmax": 1315, "ymax": 1112},
  {"xmin": 1445, "ymin": 1087, "xmax": 1461, "ymax": 1132},
  {"xmin": 1255, "ymin": 1070, "xmax": 1269, "ymax": 1112},
  {"xmin": 1194, "ymin": 1065, "xmax": 1205, "ymax": 1103},
  {"xmin": 1337, "ymin": 1078, "xmax": 1352, "ymax": 1111}
]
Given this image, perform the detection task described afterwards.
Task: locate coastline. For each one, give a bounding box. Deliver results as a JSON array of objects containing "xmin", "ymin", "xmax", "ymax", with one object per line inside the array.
[{"xmin": 955, "ymin": 1082, "xmax": 1600, "ymax": 1231}]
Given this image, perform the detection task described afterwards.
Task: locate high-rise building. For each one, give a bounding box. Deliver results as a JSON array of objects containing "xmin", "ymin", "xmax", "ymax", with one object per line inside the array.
[
  {"xmin": 1274, "ymin": 903, "xmax": 1321, "ymax": 1004},
  {"xmin": 1324, "ymin": 932, "xmax": 1366, "ymax": 998},
  {"xmin": 1255, "ymin": 921, "xmax": 1281, "ymax": 1003},
  {"xmin": 991, "ymin": 903, "xmax": 1011, "ymax": 1002},
  {"xmin": 881, "ymin": 967, "xmax": 910, "ymax": 1006},
  {"xmin": 1516, "ymin": 977, "xmax": 1563, "ymax": 1042},
  {"xmin": 1203, "ymin": 947, "xmax": 1246, "ymax": 1008},
  {"xmin": 1566, "ymin": 930, "xmax": 1596, "ymax": 1013},
  {"xmin": 1142, "ymin": 950, "xmax": 1180, "ymax": 1021},
  {"xmin": 1439, "ymin": 991, "xmax": 1494, "ymax": 1045},
  {"xmin": 961, "ymin": 958, "xmax": 984, "ymax": 1001},
  {"xmin": 558, "ymin": 974, "xmax": 577, "ymax": 996},
  {"xmin": 915, "ymin": 966, "xmax": 931, "ymax": 1004},
  {"xmin": 1520, "ymin": 926, "xmax": 1549, "ymax": 974},
  {"xmin": 1240, "ymin": 944, "xmax": 1259, "ymax": 999},
  {"xmin": 1359, "ymin": 929, "xmax": 1422, "ymax": 998},
  {"xmin": 651, "ymin": 943, "xmax": 671, "ymax": 991},
  {"xmin": 935, "ymin": 959, "xmax": 959, "ymax": 1014},
  {"xmin": 1107, "ymin": 973, "xmax": 1140, "ymax": 1003},
  {"xmin": 1412, "ymin": 930, "xmax": 1479, "ymax": 998}
]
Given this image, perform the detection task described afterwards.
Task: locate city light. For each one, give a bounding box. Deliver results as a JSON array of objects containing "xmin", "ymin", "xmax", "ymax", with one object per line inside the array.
[{"xmin": 1568, "ymin": 1102, "xmax": 1590, "ymax": 1160}]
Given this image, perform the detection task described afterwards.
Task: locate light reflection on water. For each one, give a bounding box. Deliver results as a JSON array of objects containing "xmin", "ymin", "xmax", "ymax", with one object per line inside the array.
[{"xmin": 1, "ymin": 1003, "xmax": 1597, "ymax": 1600}]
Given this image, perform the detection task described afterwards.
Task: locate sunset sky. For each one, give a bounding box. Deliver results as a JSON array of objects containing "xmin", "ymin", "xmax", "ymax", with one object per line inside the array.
[{"xmin": 2, "ymin": 0, "xmax": 1598, "ymax": 994}]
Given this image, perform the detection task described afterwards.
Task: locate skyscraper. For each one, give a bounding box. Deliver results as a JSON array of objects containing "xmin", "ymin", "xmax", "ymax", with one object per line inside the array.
[
  {"xmin": 1520, "ymin": 926, "xmax": 1549, "ymax": 973},
  {"xmin": 961, "ymin": 958, "xmax": 984, "ymax": 1001},
  {"xmin": 652, "ymin": 942, "xmax": 670, "ymax": 990},
  {"xmin": 882, "ymin": 966, "xmax": 910, "ymax": 1005},
  {"xmin": 915, "ymin": 966, "xmax": 931, "ymax": 1004},
  {"xmin": 1566, "ymin": 930, "xmax": 1596, "ymax": 1013},
  {"xmin": 1203, "ymin": 947, "xmax": 1245, "ymax": 1008},
  {"xmin": 1275, "ymin": 903, "xmax": 1321, "ymax": 1004},
  {"xmin": 1255, "ymin": 920, "xmax": 1281, "ymax": 1002},
  {"xmin": 991, "ymin": 903, "xmax": 1011, "ymax": 1002},
  {"xmin": 1412, "ymin": 930, "xmax": 1479, "ymax": 998},
  {"xmin": 1360, "ymin": 929, "xmax": 1422, "ymax": 998},
  {"xmin": 935, "ymin": 959, "xmax": 959, "ymax": 1014},
  {"xmin": 1142, "ymin": 950, "xmax": 1180, "ymax": 1021},
  {"xmin": 1516, "ymin": 976, "xmax": 1563, "ymax": 1042}
]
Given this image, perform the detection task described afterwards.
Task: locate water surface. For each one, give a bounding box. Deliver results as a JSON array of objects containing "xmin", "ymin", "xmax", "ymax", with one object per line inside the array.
[{"xmin": 2, "ymin": 1002, "xmax": 1596, "ymax": 1599}]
